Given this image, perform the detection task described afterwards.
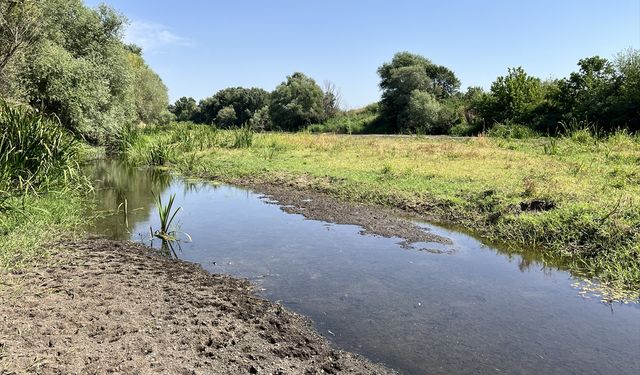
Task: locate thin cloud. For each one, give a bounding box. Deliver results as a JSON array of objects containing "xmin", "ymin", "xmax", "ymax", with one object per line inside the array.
[{"xmin": 124, "ymin": 20, "xmax": 194, "ymax": 53}]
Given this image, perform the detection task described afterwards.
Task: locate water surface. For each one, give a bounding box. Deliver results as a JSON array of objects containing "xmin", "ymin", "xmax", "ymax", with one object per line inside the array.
[{"xmin": 86, "ymin": 160, "xmax": 640, "ymax": 375}]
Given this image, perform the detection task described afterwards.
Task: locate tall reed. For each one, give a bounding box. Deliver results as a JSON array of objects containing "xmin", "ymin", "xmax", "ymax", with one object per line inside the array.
[{"xmin": 0, "ymin": 99, "xmax": 80, "ymax": 208}]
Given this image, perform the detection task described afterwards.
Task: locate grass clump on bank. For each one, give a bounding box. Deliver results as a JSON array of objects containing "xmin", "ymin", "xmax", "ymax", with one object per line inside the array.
[
  {"xmin": 119, "ymin": 122, "xmax": 640, "ymax": 299},
  {"xmin": 0, "ymin": 100, "xmax": 90, "ymax": 271}
]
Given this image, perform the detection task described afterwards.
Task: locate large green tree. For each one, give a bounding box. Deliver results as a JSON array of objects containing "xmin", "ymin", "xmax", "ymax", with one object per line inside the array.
[
  {"xmin": 169, "ymin": 96, "xmax": 198, "ymax": 122},
  {"xmin": 196, "ymin": 87, "xmax": 268, "ymax": 127},
  {"xmin": 378, "ymin": 52, "xmax": 460, "ymax": 132},
  {"xmin": 550, "ymin": 55, "xmax": 637, "ymax": 132},
  {"xmin": 269, "ymin": 72, "xmax": 324, "ymax": 131},
  {"xmin": 614, "ymin": 49, "xmax": 640, "ymax": 131},
  {"xmin": 480, "ymin": 67, "xmax": 544, "ymax": 125},
  {"xmin": 128, "ymin": 51, "xmax": 169, "ymax": 125},
  {"xmin": 0, "ymin": 0, "xmax": 42, "ymax": 99}
]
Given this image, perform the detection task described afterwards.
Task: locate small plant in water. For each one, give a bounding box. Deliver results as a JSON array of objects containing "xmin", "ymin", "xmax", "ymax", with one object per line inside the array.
[{"xmin": 151, "ymin": 193, "xmax": 191, "ymax": 243}]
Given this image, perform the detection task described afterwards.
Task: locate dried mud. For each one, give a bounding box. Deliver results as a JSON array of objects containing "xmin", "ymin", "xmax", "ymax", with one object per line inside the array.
[{"xmin": 0, "ymin": 238, "xmax": 393, "ymax": 375}]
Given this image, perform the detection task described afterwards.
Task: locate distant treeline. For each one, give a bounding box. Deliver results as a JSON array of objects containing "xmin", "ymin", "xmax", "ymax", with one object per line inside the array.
[
  {"xmin": 172, "ymin": 49, "xmax": 639, "ymax": 136},
  {"xmin": 168, "ymin": 73, "xmax": 339, "ymax": 132},
  {"xmin": 1, "ymin": 0, "xmax": 636, "ymax": 139},
  {"xmin": 0, "ymin": 0, "xmax": 171, "ymax": 144}
]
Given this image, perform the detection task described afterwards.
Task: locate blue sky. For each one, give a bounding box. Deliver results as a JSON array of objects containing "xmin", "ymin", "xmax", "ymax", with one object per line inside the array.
[{"xmin": 86, "ymin": 0, "xmax": 639, "ymax": 108}]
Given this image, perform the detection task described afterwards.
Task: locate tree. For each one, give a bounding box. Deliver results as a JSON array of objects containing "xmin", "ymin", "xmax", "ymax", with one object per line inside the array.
[
  {"xmin": 129, "ymin": 53, "xmax": 169, "ymax": 125},
  {"xmin": 0, "ymin": 0, "xmax": 42, "ymax": 99},
  {"xmin": 0, "ymin": 0, "xmax": 41, "ymax": 76},
  {"xmin": 425, "ymin": 64, "xmax": 461, "ymax": 99},
  {"xmin": 552, "ymin": 56, "xmax": 622, "ymax": 131},
  {"xmin": 215, "ymin": 105, "xmax": 236, "ymax": 128},
  {"xmin": 249, "ymin": 105, "xmax": 272, "ymax": 131},
  {"xmin": 461, "ymin": 86, "xmax": 486, "ymax": 125},
  {"xmin": 613, "ymin": 48, "xmax": 640, "ymax": 131},
  {"xmin": 7, "ymin": 0, "xmax": 170, "ymax": 143},
  {"xmin": 196, "ymin": 87, "xmax": 268, "ymax": 127},
  {"xmin": 21, "ymin": 0, "xmax": 135, "ymax": 143},
  {"xmin": 321, "ymin": 80, "xmax": 342, "ymax": 121},
  {"xmin": 170, "ymin": 97, "xmax": 198, "ymax": 122},
  {"xmin": 403, "ymin": 90, "xmax": 457, "ymax": 134},
  {"xmin": 269, "ymin": 72, "xmax": 324, "ymax": 131},
  {"xmin": 378, "ymin": 52, "xmax": 460, "ymax": 131},
  {"xmin": 483, "ymin": 67, "xmax": 544, "ymax": 125}
]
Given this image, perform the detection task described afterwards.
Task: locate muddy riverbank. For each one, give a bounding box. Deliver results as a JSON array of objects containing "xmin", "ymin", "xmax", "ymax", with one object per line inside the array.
[
  {"xmin": 247, "ymin": 181, "xmax": 451, "ymax": 250},
  {"xmin": 0, "ymin": 238, "xmax": 393, "ymax": 374}
]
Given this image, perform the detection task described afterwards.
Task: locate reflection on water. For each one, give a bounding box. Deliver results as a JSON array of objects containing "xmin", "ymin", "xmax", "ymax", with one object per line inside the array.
[
  {"xmin": 86, "ymin": 160, "xmax": 640, "ymax": 375},
  {"xmin": 85, "ymin": 160, "xmax": 172, "ymax": 240}
]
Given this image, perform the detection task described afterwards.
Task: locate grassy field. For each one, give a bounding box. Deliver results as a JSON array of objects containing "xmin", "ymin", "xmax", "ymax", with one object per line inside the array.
[{"xmin": 121, "ymin": 123, "xmax": 640, "ymax": 299}]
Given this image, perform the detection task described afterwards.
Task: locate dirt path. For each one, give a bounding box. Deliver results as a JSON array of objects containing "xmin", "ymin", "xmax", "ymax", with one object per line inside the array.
[{"xmin": 0, "ymin": 238, "xmax": 394, "ymax": 375}]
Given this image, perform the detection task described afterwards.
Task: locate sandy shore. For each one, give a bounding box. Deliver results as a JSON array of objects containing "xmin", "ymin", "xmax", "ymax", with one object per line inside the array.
[{"xmin": 0, "ymin": 238, "xmax": 393, "ymax": 374}]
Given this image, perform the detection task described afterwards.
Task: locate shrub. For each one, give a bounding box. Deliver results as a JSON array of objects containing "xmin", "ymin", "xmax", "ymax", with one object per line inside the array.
[
  {"xmin": 449, "ymin": 122, "xmax": 482, "ymax": 136},
  {"xmin": 487, "ymin": 123, "xmax": 537, "ymax": 139}
]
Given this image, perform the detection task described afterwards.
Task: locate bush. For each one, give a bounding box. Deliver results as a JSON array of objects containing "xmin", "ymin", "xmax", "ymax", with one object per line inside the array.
[
  {"xmin": 307, "ymin": 103, "xmax": 380, "ymax": 134},
  {"xmin": 402, "ymin": 90, "xmax": 457, "ymax": 134},
  {"xmin": 487, "ymin": 123, "xmax": 538, "ymax": 139},
  {"xmin": 449, "ymin": 122, "xmax": 482, "ymax": 136}
]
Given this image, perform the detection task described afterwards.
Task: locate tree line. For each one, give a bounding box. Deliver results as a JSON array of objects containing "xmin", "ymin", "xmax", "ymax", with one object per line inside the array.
[
  {"xmin": 2, "ymin": 0, "xmax": 636, "ymax": 139},
  {"xmin": 169, "ymin": 74, "xmax": 342, "ymax": 132},
  {"xmin": 172, "ymin": 49, "xmax": 639, "ymax": 136}
]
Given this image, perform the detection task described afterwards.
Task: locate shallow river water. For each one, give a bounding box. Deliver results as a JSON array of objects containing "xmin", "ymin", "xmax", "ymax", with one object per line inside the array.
[{"xmin": 86, "ymin": 160, "xmax": 640, "ymax": 375}]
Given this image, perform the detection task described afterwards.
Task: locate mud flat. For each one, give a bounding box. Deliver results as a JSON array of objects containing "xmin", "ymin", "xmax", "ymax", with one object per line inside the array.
[{"xmin": 0, "ymin": 238, "xmax": 393, "ymax": 374}]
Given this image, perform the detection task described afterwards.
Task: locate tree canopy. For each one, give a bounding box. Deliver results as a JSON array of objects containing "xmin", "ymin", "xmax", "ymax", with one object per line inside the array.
[
  {"xmin": 169, "ymin": 97, "xmax": 198, "ymax": 122},
  {"xmin": 378, "ymin": 52, "xmax": 460, "ymax": 132},
  {"xmin": 269, "ymin": 72, "xmax": 324, "ymax": 131},
  {"xmin": 193, "ymin": 87, "xmax": 269, "ymax": 127},
  {"xmin": 0, "ymin": 0, "xmax": 170, "ymax": 143}
]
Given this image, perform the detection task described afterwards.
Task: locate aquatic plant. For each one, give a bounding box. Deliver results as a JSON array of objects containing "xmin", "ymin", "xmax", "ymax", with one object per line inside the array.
[
  {"xmin": 147, "ymin": 141, "xmax": 173, "ymax": 166},
  {"xmin": 106, "ymin": 122, "xmax": 139, "ymax": 156},
  {"xmin": 151, "ymin": 192, "xmax": 191, "ymax": 244}
]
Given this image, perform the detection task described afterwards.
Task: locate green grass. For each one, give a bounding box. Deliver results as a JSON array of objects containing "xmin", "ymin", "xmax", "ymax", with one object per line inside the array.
[
  {"xmin": 122, "ymin": 123, "xmax": 640, "ymax": 299},
  {"xmin": 0, "ymin": 191, "xmax": 90, "ymax": 271}
]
